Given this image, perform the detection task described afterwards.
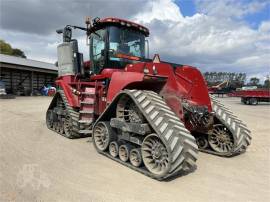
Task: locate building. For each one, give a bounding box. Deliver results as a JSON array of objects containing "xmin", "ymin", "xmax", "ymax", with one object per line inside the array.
[{"xmin": 0, "ymin": 54, "xmax": 57, "ymax": 95}]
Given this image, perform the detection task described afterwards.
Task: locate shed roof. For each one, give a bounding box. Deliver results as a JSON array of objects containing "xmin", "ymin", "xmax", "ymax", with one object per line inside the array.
[{"xmin": 0, "ymin": 54, "xmax": 57, "ymax": 71}]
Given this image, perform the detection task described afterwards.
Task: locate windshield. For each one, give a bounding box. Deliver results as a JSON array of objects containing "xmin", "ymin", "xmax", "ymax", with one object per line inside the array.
[{"xmin": 109, "ymin": 26, "xmax": 145, "ymax": 59}]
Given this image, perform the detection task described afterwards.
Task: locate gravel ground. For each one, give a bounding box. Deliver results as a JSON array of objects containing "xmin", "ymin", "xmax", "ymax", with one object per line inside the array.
[{"xmin": 0, "ymin": 96, "xmax": 269, "ymax": 202}]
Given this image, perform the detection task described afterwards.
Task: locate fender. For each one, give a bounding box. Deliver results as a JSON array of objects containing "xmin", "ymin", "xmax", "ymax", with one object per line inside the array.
[
  {"xmin": 106, "ymin": 71, "xmax": 167, "ymax": 103},
  {"xmin": 55, "ymin": 79, "xmax": 79, "ymax": 107}
]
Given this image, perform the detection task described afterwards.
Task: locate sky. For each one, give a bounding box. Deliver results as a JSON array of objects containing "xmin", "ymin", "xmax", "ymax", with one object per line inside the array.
[{"xmin": 0, "ymin": 0, "xmax": 269, "ymax": 82}]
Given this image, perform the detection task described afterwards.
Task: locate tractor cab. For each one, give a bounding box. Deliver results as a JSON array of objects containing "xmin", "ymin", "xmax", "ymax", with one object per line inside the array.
[
  {"xmin": 88, "ymin": 18, "xmax": 150, "ymax": 74},
  {"xmin": 56, "ymin": 17, "xmax": 149, "ymax": 78}
]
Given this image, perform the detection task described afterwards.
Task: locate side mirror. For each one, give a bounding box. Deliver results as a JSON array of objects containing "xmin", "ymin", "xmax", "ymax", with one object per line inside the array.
[
  {"xmin": 63, "ymin": 27, "xmax": 72, "ymax": 42},
  {"xmin": 56, "ymin": 29, "xmax": 63, "ymax": 34},
  {"xmin": 56, "ymin": 26, "xmax": 72, "ymax": 42}
]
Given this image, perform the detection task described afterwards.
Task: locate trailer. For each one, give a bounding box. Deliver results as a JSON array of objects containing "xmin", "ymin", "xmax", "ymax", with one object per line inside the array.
[{"xmin": 239, "ymin": 89, "xmax": 270, "ymax": 105}]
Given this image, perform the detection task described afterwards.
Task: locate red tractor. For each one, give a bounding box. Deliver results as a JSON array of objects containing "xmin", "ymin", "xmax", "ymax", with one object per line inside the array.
[{"xmin": 46, "ymin": 17, "xmax": 251, "ymax": 180}]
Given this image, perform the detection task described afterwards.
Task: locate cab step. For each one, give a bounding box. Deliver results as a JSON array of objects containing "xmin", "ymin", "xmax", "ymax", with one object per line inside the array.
[
  {"xmin": 81, "ymin": 92, "xmax": 95, "ymax": 95},
  {"xmin": 79, "ymin": 110, "xmax": 94, "ymax": 114},
  {"xmin": 79, "ymin": 129, "xmax": 92, "ymax": 134},
  {"xmin": 80, "ymin": 101, "xmax": 94, "ymax": 105},
  {"xmin": 79, "ymin": 119, "xmax": 93, "ymax": 124}
]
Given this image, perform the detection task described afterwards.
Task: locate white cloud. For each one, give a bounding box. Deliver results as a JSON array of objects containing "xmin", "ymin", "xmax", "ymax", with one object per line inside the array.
[
  {"xmin": 131, "ymin": 0, "xmax": 270, "ymax": 79},
  {"xmin": 259, "ymin": 21, "xmax": 270, "ymax": 33},
  {"xmin": 195, "ymin": 0, "xmax": 269, "ymax": 19},
  {"xmin": 1, "ymin": 0, "xmax": 269, "ymax": 81},
  {"xmin": 133, "ymin": 0, "xmax": 184, "ymax": 23}
]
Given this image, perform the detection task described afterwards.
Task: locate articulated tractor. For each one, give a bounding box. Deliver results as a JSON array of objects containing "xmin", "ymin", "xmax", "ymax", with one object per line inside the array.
[{"xmin": 46, "ymin": 17, "xmax": 251, "ymax": 180}]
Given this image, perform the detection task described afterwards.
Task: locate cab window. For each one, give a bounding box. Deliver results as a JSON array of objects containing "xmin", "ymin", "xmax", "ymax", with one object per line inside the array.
[{"xmin": 90, "ymin": 29, "xmax": 106, "ymax": 74}]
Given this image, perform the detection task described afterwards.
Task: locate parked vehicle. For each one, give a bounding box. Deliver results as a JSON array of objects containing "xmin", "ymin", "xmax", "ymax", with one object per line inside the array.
[
  {"xmin": 0, "ymin": 80, "xmax": 15, "ymax": 99},
  {"xmin": 240, "ymin": 89, "xmax": 270, "ymax": 105},
  {"xmin": 46, "ymin": 17, "xmax": 251, "ymax": 180},
  {"xmin": 0, "ymin": 80, "xmax": 7, "ymax": 95}
]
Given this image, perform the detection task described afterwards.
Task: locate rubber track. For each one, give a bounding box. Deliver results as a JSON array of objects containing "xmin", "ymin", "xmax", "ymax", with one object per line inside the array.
[
  {"xmin": 201, "ymin": 95, "xmax": 252, "ymax": 156},
  {"xmin": 47, "ymin": 90, "xmax": 81, "ymax": 138},
  {"xmin": 97, "ymin": 90, "xmax": 199, "ymax": 180}
]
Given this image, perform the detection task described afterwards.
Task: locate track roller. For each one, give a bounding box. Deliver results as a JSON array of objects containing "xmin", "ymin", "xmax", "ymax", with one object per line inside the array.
[
  {"xmin": 196, "ymin": 135, "xmax": 208, "ymax": 150},
  {"xmin": 63, "ymin": 115, "xmax": 74, "ymax": 138},
  {"xmin": 46, "ymin": 110, "xmax": 53, "ymax": 129},
  {"xmin": 59, "ymin": 120, "xmax": 65, "ymax": 134},
  {"xmin": 93, "ymin": 90, "xmax": 198, "ymax": 180},
  {"xmin": 130, "ymin": 148, "xmax": 142, "ymax": 167},
  {"xmin": 119, "ymin": 144, "xmax": 132, "ymax": 162},
  {"xmin": 46, "ymin": 90, "xmax": 90, "ymax": 139},
  {"xmin": 109, "ymin": 141, "xmax": 119, "ymax": 157}
]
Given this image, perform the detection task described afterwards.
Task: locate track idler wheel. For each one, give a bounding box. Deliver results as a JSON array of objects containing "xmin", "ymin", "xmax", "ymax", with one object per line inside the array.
[
  {"xmin": 141, "ymin": 134, "xmax": 170, "ymax": 177},
  {"xmin": 130, "ymin": 148, "xmax": 142, "ymax": 167},
  {"xmin": 208, "ymin": 124, "xmax": 234, "ymax": 154},
  {"xmin": 109, "ymin": 141, "xmax": 119, "ymax": 157},
  {"xmin": 93, "ymin": 122, "xmax": 115, "ymax": 152}
]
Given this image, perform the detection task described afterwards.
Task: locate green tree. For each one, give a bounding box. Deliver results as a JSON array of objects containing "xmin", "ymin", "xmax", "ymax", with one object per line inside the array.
[
  {"xmin": 12, "ymin": 48, "xmax": 26, "ymax": 58},
  {"xmin": 0, "ymin": 39, "xmax": 13, "ymax": 55},
  {"xmin": 0, "ymin": 39, "xmax": 26, "ymax": 58},
  {"xmin": 203, "ymin": 71, "xmax": 246, "ymax": 89},
  {"xmin": 264, "ymin": 75, "xmax": 270, "ymax": 88},
  {"xmin": 248, "ymin": 77, "xmax": 260, "ymax": 86}
]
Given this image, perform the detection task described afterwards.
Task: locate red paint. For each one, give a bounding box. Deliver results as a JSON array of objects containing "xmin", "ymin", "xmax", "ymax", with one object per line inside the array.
[
  {"xmin": 83, "ymin": 60, "xmax": 91, "ymax": 69},
  {"xmin": 56, "ymin": 78, "xmax": 79, "ymax": 107},
  {"xmin": 99, "ymin": 17, "xmax": 149, "ymax": 35},
  {"xmin": 106, "ymin": 71, "xmax": 145, "ymax": 102},
  {"xmin": 54, "ymin": 17, "xmax": 213, "ymax": 132},
  {"xmin": 230, "ymin": 89, "xmax": 270, "ymax": 98}
]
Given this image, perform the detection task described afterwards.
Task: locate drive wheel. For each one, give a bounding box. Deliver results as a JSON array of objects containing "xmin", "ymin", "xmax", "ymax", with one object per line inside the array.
[
  {"xmin": 109, "ymin": 141, "xmax": 119, "ymax": 157},
  {"xmin": 119, "ymin": 144, "xmax": 131, "ymax": 162},
  {"xmin": 141, "ymin": 134, "xmax": 170, "ymax": 177},
  {"xmin": 93, "ymin": 122, "xmax": 112, "ymax": 152},
  {"xmin": 209, "ymin": 124, "xmax": 234, "ymax": 153},
  {"xmin": 130, "ymin": 148, "xmax": 142, "ymax": 167}
]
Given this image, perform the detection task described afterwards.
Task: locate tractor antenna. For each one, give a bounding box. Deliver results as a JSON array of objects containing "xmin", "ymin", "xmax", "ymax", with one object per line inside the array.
[{"xmin": 85, "ymin": 16, "xmax": 92, "ymax": 45}]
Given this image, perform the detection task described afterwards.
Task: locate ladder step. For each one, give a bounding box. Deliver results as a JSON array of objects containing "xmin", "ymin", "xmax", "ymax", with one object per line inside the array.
[
  {"xmin": 80, "ymin": 110, "xmax": 94, "ymax": 114},
  {"xmin": 79, "ymin": 119, "xmax": 93, "ymax": 124},
  {"xmin": 81, "ymin": 92, "xmax": 95, "ymax": 95},
  {"xmin": 79, "ymin": 129, "xmax": 92, "ymax": 134},
  {"xmin": 80, "ymin": 101, "xmax": 94, "ymax": 105}
]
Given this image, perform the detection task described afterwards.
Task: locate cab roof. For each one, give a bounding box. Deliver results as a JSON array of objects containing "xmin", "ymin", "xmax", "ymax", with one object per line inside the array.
[{"xmin": 92, "ymin": 17, "xmax": 150, "ymax": 36}]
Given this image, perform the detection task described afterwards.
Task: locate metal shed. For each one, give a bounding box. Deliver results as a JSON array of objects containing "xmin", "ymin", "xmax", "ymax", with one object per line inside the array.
[{"xmin": 0, "ymin": 54, "xmax": 57, "ymax": 95}]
